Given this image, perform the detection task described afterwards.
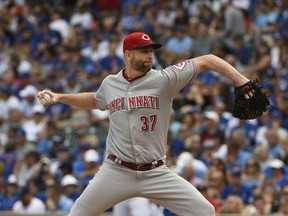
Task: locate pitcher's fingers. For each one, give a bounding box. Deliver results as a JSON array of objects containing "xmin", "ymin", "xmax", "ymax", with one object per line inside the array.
[
  {"xmin": 38, "ymin": 90, "xmax": 51, "ymax": 98},
  {"xmin": 37, "ymin": 92, "xmax": 45, "ymax": 98}
]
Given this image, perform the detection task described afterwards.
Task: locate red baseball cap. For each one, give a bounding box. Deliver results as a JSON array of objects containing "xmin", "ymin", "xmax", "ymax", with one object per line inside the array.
[{"xmin": 123, "ymin": 32, "xmax": 162, "ymax": 53}]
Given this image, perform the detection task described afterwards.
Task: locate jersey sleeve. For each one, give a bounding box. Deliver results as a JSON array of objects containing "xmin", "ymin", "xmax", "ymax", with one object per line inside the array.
[
  {"xmin": 95, "ymin": 81, "xmax": 108, "ymax": 110},
  {"xmin": 162, "ymin": 59, "xmax": 198, "ymax": 98}
]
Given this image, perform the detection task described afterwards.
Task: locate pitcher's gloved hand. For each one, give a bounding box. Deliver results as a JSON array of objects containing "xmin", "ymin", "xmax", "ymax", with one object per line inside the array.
[{"xmin": 232, "ymin": 79, "xmax": 271, "ymax": 120}]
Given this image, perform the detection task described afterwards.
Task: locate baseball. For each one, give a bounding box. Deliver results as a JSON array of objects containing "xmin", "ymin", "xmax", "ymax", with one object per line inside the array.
[{"xmin": 40, "ymin": 93, "xmax": 51, "ymax": 105}]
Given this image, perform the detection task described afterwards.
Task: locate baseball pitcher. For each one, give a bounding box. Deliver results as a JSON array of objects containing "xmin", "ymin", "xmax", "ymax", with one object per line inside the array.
[{"xmin": 38, "ymin": 32, "xmax": 267, "ymax": 216}]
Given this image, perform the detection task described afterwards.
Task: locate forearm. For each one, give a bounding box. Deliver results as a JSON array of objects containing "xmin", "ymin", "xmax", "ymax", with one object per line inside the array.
[
  {"xmin": 38, "ymin": 90, "xmax": 98, "ymax": 110},
  {"xmin": 194, "ymin": 54, "xmax": 249, "ymax": 86},
  {"xmin": 56, "ymin": 92, "xmax": 97, "ymax": 109}
]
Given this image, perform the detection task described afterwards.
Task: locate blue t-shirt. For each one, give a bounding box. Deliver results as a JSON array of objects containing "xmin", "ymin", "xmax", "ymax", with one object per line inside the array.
[
  {"xmin": 0, "ymin": 193, "xmax": 19, "ymax": 211},
  {"xmin": 221, "ymin": 184, "xmax": 254, "ymax": 205}
]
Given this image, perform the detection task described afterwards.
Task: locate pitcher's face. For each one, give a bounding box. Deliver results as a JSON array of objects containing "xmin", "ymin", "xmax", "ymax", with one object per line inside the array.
[{"xmin": 130, "ymin": 47, "xmax": 153, "ymax": 74}]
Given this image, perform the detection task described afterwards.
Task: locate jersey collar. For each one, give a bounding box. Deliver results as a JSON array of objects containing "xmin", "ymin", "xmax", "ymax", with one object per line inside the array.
[{"xmin": 122, "ymin": 69, "xmax": 146, "ymax": 82}]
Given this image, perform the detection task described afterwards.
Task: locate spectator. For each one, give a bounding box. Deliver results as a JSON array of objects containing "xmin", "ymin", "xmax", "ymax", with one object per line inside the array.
[
  {"xmin": 46, "ymin": 182, "xmax": 74, "ymax": 213},
  {"xmin": 221, "ymin": 0, "xmax": 246, "ymax": 39},
  {"xmin": 64, "ymin": 72, "xmax": 82, "ymax": 94},
  {"xmin": 201, "ymin": 138, "xmax": 217, "ymax": 166},
  {"xmin": 19, "ymin": 84, "xmax": 41, "ymax": 117},
  {"xmin": 188, "ymin": 16, "xmax": 201, "ymax": 40},
  {"xmin": 243, "ymin": 194, "xmax": 268, "ymax": 216},
  {"xmin": 201, "ymin": 111, "xmax": 224, "ymax": 143},
  {"xmin": 270, "ymin": 33, "xmax": 286, "ymax": 71},
  {"xmin": 22, "ymin": 104, "xmax": 47, "ymax": 144},
  {"xmin": 59, "ymin": 160, "xmax": 74, "ymax": 177},
  {"xmin": 116, "ymin": 2, "xmax": 143, "ymax": 33},
  {"xmin": 81, "ymin": 35, "xmax": 108, "ymax": 63},
  {"xmin": 61, "ymin": 174, "xmax": 81, "ymax": 202},
  {"xmin": 255, "ymin": 111, "xmax": 288, "ymax": 150},
  {"xmin": 49, "ymin": 145, "xmax": 71, "ymax": 177},
  {"xmin": 210, "ymin": 133, "xmax": 227, "ymax": 161},
  {"xmin": 274, "ymin": 195, "xmax": 288, "ymax": 216},
  {"xmin": 217, "ymin": 194, "xmax": 244, "ymax": 215},
  {"xmin": 231, "ymin": 128, "xmax": 254, "ymax": 154},
  {"xmin": 0, "ymin": 143, "xmax": 18, "ymax": 180},
  {"xmin": 13, "ymin": 127, "xmax": 35, "ymax": 156},
  {"xmin": 184, "ymin": 134, "xmax": 202, "ymax": 160},
  {"xmin": 0, "ymin": 86, "xmax": 21, "ymax": 117},
  {"xmin": 196, "ymin": 184, "xmax": 219, "ymax": 213},
  {"xmin": 192, "ymin": 22, "xmax": 215, "ymax": 56},
  {"xmin": 242, "ymin": 158, "xmax": 264, "ymax": 190},
  {"xmin": 36, "ymin": 120, "xmax": 60, "ymax": 157},
  {"xmin": 13, "ymin": 150, "xmax": 41, "ymax": 187},
  {"xmin": 221, "ymin": 167, "xmax": 254, "ymax": 205},
  {"xmin": 254, "ymin": 145, "xmax": 271, "ymax": 173},
  {"xmin": 243, "ymin": 41, "xmax": 272, "ymax": 80},
  {"xmin": 197, "ymin": 2, "xmax": 215, "ymax": 26},
  {"xmin": 166, "ymin": 129, "xmax": 184, "ymax": 163},
  {"xmin": 164, "ymin": 26, "xmax": 194, "ymax": 62},
  {"xmin": 253, "ymin": 1, "xmax": 280, "ymax": 35},
  {"xmin": 45, "ymin": 82, "xmax": 73, "ymax": 123},
  {"xmin": 229, "ymin": 33, "xmax": 253, "ymax": 67},
  {"xmin": 81, "ymin": 149, "xmax": 101, "ymax": 188},
  {"xmin": 205, "ymin": 169, "xmax": 227, "ymax": 205},
  {"xmin": 5, "ymin": 110, "xmax": 24, "ymax": 137},
  {"xmin": 182, "ymin": 163, "xmax": 204, "ymax": 187},
  {"xmin": 99, "ymin": 36, "xmax": 125, "ymax": 75},
  {"xmin": 34, "ymin": 21, "xmax": 62, "ymax": 47},
  {"xmin": 225, "ymin": 118, "xmax": 258, "ymax": 145},
  {"xmin": 264, "ymin": 158, "xmax": 288, "ymax": 190},
  {"xmin": 12, "ymin": 186, "xmax": 46, "ymax": 214},
  {"xmin": 70, "ymin": 0, "xmax": 93, "ymax": 30},
  {"xmin": 174, "ymin": 5, "xmax": 189, "ymax": 26},
  {"xmin": 156, "ymin": 3, "xmax": 176, "ymax": 28},
  {"xmin": 209, "ymin": 158, "xmax": 227, "ymax": 175},
  {"xmin": 28, "ymin": 178, "xmax": 47, "ymax": 203},
  {"xmin": 180, "ymin": 106, "xmax": 202, "ymax": 136},
  {"xmin": 49, "ymin": 10, "xmax": 72, "ymax": 41},
  {"xmin": 0, "ymin": 174, "xmax": 19, "ymax": 211},
  {"xmin": 225, "ymin": 132, "xmax": 252, "ymax": 170},
  {"xmin": 265, "ymin": 128, "xmax": 285, "ymax": 159},
  {"xmin": 176, "ymin": 152, "xmax": 208, "ymax": 180}
]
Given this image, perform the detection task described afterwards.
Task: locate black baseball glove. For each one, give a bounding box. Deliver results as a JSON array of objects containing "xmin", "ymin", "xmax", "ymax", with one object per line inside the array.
[{"xmin": 232, "ymin": 79, "xmax": 271, "ymax": 120}]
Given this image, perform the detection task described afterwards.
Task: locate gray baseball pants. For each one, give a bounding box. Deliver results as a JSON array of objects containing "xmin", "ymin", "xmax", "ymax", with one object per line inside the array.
[{"xmin": 68, "ymin": 160, "xmax": 215, "ymax": 216}]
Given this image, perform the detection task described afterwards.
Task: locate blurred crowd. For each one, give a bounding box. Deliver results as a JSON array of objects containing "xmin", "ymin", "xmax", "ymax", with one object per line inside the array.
[{"xmin": 0, "ymin": 0, "xmax": 288, "ymax": 215}]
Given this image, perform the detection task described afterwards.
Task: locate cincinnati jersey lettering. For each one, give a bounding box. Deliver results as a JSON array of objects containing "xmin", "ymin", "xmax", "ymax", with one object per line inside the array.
[{"xmin": 108, "ymin": 95, "xmax": 159, "ymax": 114}]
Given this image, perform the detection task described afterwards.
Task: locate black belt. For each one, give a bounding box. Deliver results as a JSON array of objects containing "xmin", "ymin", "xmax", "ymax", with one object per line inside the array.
[{"xmin": 108, "ymin": 154, "xmax": 164, "ymax": 171}]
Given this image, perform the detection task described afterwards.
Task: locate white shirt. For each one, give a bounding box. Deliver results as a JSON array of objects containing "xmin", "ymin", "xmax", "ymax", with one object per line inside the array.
[
  {"xmin": 22, "ymin": 119, "xmax": 46, "ymax": 142},
  {"xmin": 70, "ymin": 12, "xmax": 93, "ymax": 29},
  {"xmin": 255, "ymin": 126, "xmax": 288, "ymax": 147},
  {"xmin": 7, "ymin": 96, "xmax": 21, "ymax": 111},
  {"xmin": 49, "ymin": 19, "xmax": 71, "ymax": 39},
  {"xmin": 12, "ymin": 197, "xmax": 46, "ymax": 213}
]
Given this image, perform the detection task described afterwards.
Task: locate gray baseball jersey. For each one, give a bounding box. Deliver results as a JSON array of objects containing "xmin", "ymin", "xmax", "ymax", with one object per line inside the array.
[
  {"xmin": 69, "ymin": 59, "xmax": 215, "ymax": 216},
  {"xmin": 95, "ymin": 59, "xmax": 197, "ymax": 164}
]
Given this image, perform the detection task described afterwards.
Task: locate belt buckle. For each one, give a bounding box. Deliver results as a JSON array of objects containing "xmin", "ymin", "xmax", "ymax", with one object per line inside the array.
[
  {"xmin": 114, "ymin": 157, "xmax": 122, "ymax": 165},
  {"xmin": 151, "ymin": 160, "xmax": 158, "ymax": 169}
]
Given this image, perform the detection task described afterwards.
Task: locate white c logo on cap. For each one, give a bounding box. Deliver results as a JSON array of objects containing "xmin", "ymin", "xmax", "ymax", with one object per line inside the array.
[{"xmin": 142, "ymin": 34, "xmax": 150, "ymax": 40}]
